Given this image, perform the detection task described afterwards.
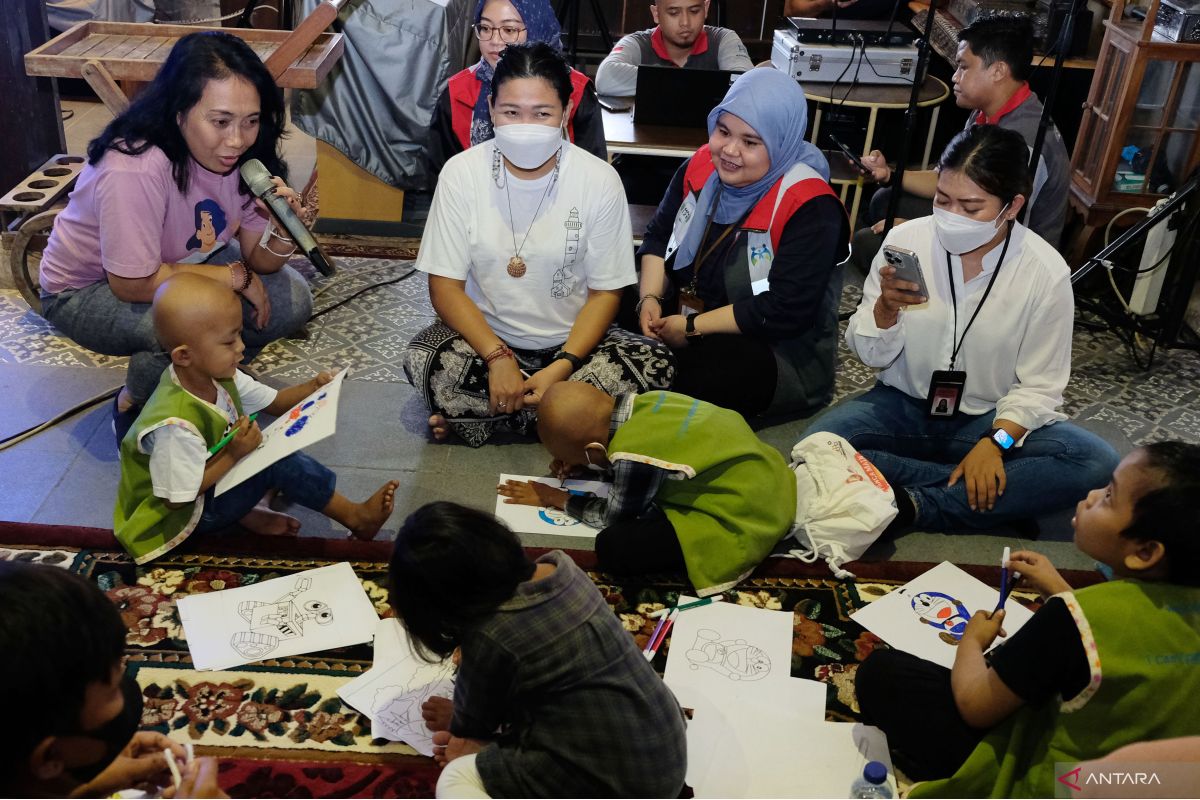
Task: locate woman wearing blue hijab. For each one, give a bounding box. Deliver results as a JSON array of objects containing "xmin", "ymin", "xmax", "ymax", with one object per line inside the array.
[
  {"xmin": 636, "ymin": 67, "xmax": 850, "ymax": 418},
  {"xmin": 428, "ymin": 0, "xmax": 607, "ymax": 176}
]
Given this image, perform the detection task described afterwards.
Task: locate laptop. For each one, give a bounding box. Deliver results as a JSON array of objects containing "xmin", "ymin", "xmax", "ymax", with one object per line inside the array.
[{"xmin": 633, "ymin": 66, "xmax": 739, "ymax": 129}]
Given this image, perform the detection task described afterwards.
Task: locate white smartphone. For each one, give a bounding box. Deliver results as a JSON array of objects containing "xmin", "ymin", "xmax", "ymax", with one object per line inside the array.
[{"xmin": 881, "ymin": 245, "xmax": 929, "ymax": 298}]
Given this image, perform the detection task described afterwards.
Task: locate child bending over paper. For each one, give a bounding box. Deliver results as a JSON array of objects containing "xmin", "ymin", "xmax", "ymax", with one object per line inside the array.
[
  {"xmin": 498, "ymin": 383, "xmax": 797, "ymax": 596},
  {"xmin": 854, "ymin": 442, "xmax": 1200, "ymax": 796},
  {"xmin": 114, "ymin": 274, "xmax": 397, "ymax": 563},
  {"xmin": 388, "ymin": 502, "xmax": 687, "ymax": 798}
]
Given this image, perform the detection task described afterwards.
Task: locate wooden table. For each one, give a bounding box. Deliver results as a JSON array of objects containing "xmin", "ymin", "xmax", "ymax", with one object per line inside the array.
[
  {"xmin": 601, "ymin": 100, "xmax": 708, "ymax": 160},
  {"xmin": 805, "ymin": 75, "xmax": 951, "ymax": 225},
  {"xmin": 25, "ymin": 20, "xmax": 345, "ymax": 114}
]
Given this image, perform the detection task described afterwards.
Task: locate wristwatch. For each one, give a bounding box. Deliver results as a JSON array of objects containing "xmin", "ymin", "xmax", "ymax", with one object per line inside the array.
[
  {"xmin": 980, "ymin": 428, "xmax": 1015, "ymax": 454},
  {"xmin": 685, "ymin": 314, "xmax": 704, "ymax": 342},
  {"xmin": 553, "ymin": 350, "xmax": 583, "ymax": 372}
]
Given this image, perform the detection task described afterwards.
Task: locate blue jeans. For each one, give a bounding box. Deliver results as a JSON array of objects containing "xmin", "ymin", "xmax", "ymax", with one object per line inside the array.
[
  {"xmin": 196, "ymin": 452, "xmax": 336, "ymax": 533},
  {"xmin": 807, "ymin": 383, "xmax": 1120, "ymax": 531},
  {"xmin": 42, "ymin": 262, "xmax": 313, "ymax": 405}
]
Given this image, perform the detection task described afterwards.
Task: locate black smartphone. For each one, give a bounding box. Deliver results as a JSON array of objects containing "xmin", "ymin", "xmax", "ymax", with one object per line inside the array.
[
  {"xmin": 828, "ymin": 133, "xmax": 871, "ymax": 176},
  {"xmin": 597, "ymin": 97, "xmax": 632, "ymax": 113}
]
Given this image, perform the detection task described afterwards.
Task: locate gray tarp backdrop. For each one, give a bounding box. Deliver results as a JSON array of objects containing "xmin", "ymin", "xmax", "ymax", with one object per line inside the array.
[{"xmin": 292, "ymin": 0, "xmax": 473, "ymax": 191}]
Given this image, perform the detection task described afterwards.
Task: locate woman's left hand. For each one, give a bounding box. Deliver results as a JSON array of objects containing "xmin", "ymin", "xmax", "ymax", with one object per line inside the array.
[
  {"xmin": 241, "ymin": 270, "xmax": 272, "ymax": 330},
  {"xmin": 521, "ymin": 361, "xmax": 572, "ymax": 407},
  {"xmin": 650, "ymin": 314, "xmax": 689, "ymax": 348},
  {"xmin": 948, "ymin": 439, "xmax": 1006, "ymax": 512}
]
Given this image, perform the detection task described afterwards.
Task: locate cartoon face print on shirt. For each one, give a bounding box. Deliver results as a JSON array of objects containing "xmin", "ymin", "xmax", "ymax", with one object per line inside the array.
[{"xmin": 181, "ymin": 199, "xmax": 229, "ymax": 263}]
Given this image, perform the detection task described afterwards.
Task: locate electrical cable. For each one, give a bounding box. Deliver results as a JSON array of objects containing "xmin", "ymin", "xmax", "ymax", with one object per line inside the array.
[
  {"xmin": 0, "ymin": 386, "xmax": 120, "ymax": 451},
  {"xmin": 861, "ymin": 45, "xmax": 914, "ymax": 85},
  {"xmin": 3, "ymin": 266, "xmax": 418, "ymax": 447},
  {"xmin": 309, "ymin": 268, "xmax": 418, "ymax": 320}
]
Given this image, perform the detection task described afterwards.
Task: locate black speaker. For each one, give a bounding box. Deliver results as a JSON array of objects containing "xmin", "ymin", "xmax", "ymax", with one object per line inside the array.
[{"xmin": 1041, "ymin": 0, "xmax": 1092, "ymax": 58}]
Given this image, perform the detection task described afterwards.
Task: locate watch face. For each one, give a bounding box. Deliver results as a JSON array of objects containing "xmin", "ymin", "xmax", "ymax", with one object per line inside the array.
[{"xmin": 993, "ymin": 429, "xmax": 1015, "ymax": 449}]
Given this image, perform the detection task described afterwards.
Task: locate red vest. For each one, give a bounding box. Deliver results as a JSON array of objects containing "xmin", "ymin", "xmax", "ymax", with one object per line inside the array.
[
  {"xmin": 680, "ymin": 146, "xmax": 843, "ymax": 252},
  {"xmin": 447, "ymin": 66, "xmax": 591, "ymax": 150}
]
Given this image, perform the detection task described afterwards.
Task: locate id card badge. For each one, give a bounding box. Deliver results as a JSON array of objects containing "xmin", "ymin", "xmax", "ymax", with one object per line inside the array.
[
  {"xmin": 926, "ymin": 370, "xmax": 966, "ymax": 418},
  {"xmin": 678, "ymin": 288, "xmax": 704, "ymax": 316}
]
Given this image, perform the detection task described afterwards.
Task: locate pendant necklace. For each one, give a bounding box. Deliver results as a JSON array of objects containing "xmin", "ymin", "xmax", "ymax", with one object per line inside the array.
[{"xmin": 502, "ymin": 150, "xmax": 560, "ymax": 278}]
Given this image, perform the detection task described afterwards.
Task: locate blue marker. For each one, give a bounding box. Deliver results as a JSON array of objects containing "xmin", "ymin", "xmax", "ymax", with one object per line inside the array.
[{"xmin": 994, "ymin": 546, "xmax": 1013, "ymax": 614}]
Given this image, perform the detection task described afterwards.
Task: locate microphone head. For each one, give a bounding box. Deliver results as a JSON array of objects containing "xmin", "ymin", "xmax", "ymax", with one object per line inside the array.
[{"xmin": 239, "ymin": 158, "xmax": 275, "ymax": 196}]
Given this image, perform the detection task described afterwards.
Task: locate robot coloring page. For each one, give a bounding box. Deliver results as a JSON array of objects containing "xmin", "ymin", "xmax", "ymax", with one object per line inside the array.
[
  {"xmin": 663, "ymin": 596, "xmax": 795, "ymax": 708},
  {"xmin": 177, "ymin": 562, "xmax": 379, "ymax": 670},
  {"xmin": 850, "ymin": 561, "xmax": 1034, "ymax": 669}
]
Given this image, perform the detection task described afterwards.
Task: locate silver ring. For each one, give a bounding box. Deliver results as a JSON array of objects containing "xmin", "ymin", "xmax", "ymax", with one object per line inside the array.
[{"xmin": 499, "ymin": 402, "xmax": 507, "ymax": 408}]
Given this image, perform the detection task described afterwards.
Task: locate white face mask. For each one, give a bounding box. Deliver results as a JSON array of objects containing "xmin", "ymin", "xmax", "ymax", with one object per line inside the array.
[
  {"xmin": 932, "ymin": 204, "xmax": 1009, "ymax": 255},
  {"xmin": 493, "ymin": 122, "xmax": 564, "ymax": 170}
]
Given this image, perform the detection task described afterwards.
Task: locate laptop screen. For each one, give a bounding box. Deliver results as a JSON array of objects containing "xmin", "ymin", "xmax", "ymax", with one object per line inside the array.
[{"xmin": 633, "ymin": 66, "xmax": 738, "ymax": 129}]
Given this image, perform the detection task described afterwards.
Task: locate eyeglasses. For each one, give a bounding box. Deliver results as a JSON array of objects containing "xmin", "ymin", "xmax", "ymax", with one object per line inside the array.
[{"xmin": 474, "ymin": 23, "xmax": 526, "ymax": 43}]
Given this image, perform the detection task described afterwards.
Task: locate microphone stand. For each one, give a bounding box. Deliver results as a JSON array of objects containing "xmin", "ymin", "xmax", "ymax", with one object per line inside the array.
[
  {"xmin": 880, "ymin": 0, "xmax": 936, "ymax": 238},
  {"xmin": 555, "ymin": 0, "xmax": 615, "ymax": 69},
  {"xmin": 1023, "ymin": 0, "xmax": 1082, "ymax": 224}
]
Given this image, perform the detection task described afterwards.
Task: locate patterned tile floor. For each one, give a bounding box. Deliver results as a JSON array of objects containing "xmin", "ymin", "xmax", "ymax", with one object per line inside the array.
[{"xmin": 2, "ymin": 256, "xmax": 1199, "ymax": 445}]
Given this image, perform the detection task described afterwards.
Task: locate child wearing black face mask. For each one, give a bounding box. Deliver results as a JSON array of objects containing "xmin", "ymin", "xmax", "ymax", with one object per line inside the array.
[{"xmin": 0, "ymin": 562, "xmax": 225, "ymax": 798}]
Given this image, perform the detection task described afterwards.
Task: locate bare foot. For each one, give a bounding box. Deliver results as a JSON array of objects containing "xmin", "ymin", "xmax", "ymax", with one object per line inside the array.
[
  {"xmin": 428, "ymin": 414, "xmax": 450, "ymax": 442},
  {"xmin": 345, "ymin": 480, "xmax": 399, "ymax": 541},
  {"xmin": 239, "ymin": 504, "xmax": 302, "ymax": 536},
  {"xmin": 421, "ymin": 695, "xmax": 453, "ymax": 732}
]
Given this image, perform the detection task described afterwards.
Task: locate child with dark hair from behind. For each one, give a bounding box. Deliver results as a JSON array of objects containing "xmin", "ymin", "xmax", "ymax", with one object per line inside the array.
[
  {"xmin": 387, "ymin": 502, "xmax": 687, "ymax": 799},
  {"xmin": 854, "ymin": 442, "xmax": 1200, "ymax": 797},
  {"xmin": 1, "ymin": 561, "xmax": 226, "ymax": 798}
]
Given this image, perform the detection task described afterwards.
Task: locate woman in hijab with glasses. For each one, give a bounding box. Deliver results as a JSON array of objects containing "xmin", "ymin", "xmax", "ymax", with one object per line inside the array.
[
  {"xmin": 428, "ymin": 0, "xmax": 606, "ymax": 177},
  {"xmin": 635, "ymin": 67, "xmax": 850, "ymax": 419}
]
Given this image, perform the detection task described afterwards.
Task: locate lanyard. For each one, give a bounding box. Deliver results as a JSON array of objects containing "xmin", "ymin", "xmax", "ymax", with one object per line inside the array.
[
  {"xmin": 945, "ymin": 225, "xmax": 1013, "ymax": 370},
  {"xmin": 687, "ymin": 184, "xmax": 745, "ymax": 294}
]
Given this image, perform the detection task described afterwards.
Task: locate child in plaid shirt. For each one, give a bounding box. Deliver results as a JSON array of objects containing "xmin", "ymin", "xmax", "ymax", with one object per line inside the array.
[{"xmin": 387, "ymin": 502, "xmax": 687, "ymax": 798}]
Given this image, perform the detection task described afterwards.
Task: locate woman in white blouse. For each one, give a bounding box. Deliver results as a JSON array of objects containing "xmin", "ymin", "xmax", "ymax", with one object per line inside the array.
[
  {"xmin": 809, "ymin": 125, "xmax": 1117, "ymax": 531},
  {"xmin": 405, "ymin": 43, "xmax": 673, "ymax": 446}
]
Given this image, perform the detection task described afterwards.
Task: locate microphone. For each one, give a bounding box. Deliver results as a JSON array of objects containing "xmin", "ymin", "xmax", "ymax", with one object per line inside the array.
[{"xmin": 240, "ymin": 159, "xmax": 334, "ymax": 276}]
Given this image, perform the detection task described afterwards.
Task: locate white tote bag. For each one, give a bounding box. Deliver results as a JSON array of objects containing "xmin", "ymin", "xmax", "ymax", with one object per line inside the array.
[{"xmin": 782, "ymin": 432, "xmax": 898, "ymax": 578}]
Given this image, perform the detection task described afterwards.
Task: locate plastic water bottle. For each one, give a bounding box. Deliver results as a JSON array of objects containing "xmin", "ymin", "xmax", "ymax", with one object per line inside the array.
[{"xmin": 849, "ymin": 761, "xmax": 893, "ymax": 799}]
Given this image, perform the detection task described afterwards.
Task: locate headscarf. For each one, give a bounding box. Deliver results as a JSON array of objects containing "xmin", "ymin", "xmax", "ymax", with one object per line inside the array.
[
  {"xmin": 673, "ymin": 68, "xmax": 831, "ymax": 271},
  {"xmin": 469, "ymin": 0, "xmax": 564, "ymax": 146}
]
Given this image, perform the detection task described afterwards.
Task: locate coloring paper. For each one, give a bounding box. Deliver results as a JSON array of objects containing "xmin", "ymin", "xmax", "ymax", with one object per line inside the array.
[
  {"xmin": 662, "ymin": 596, "xmax": 826, "ymax": 791},
  {"xmin": 494, "ymin": 474, "xmax": 611, "ymax": 537},
  {"xmin": 663, "ymin": 596, "xmax": 796, "ymax": 700},
  {"xmin": 338, "ymin": 619, "xmax": 455, "ymax": 756},
  {"xmin": 850, "ymin": 560, "xmax": 1034, "ymax": 669},
  {"xmin": 215, "ymin": 369, "xmax": 348, "ymax": 496},
  {"xmin": 692, "ymin": 714, "xmax": 895, "ymax": 798},
  {"xmin": 176, "ymin": 562, "xmax": 378, "ymax": 670}
]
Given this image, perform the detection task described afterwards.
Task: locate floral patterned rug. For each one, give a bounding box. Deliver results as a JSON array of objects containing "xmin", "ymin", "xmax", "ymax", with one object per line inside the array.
[{"xmin": 0, "ymin": 523, "xmax": 1101, "ymax": 798}]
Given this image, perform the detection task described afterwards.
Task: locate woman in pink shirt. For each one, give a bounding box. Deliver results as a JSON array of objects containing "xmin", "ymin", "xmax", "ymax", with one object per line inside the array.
[{"xmin": 39, "ymin": 32, "xmax": 314, "ymax": 441}]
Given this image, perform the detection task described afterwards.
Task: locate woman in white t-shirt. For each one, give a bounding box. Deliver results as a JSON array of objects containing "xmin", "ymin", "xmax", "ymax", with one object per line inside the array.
[{"xmin": 405, "ymin": 43, "xmax": 674, "ymax": 446}]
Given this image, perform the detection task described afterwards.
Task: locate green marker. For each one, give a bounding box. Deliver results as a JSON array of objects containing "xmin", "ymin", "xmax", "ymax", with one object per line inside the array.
[{"xmin": 208, "ymin": 413, "xmax": 259, "ymax": 456}]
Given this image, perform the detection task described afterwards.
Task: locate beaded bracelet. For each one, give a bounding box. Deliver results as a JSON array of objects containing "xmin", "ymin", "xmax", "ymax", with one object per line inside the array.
[
  {"xmin": 484, "ymin": 343, "xmax": 515, "ymax": 366},
  {"xmin": 230, "ymin": 261, "xmax": 252, "ymax": 293}
]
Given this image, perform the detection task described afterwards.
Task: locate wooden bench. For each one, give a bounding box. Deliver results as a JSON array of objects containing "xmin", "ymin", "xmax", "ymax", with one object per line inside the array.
[{"xmin": 25, "ymin": 2, "xmax": 347, "ymax": 114}]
